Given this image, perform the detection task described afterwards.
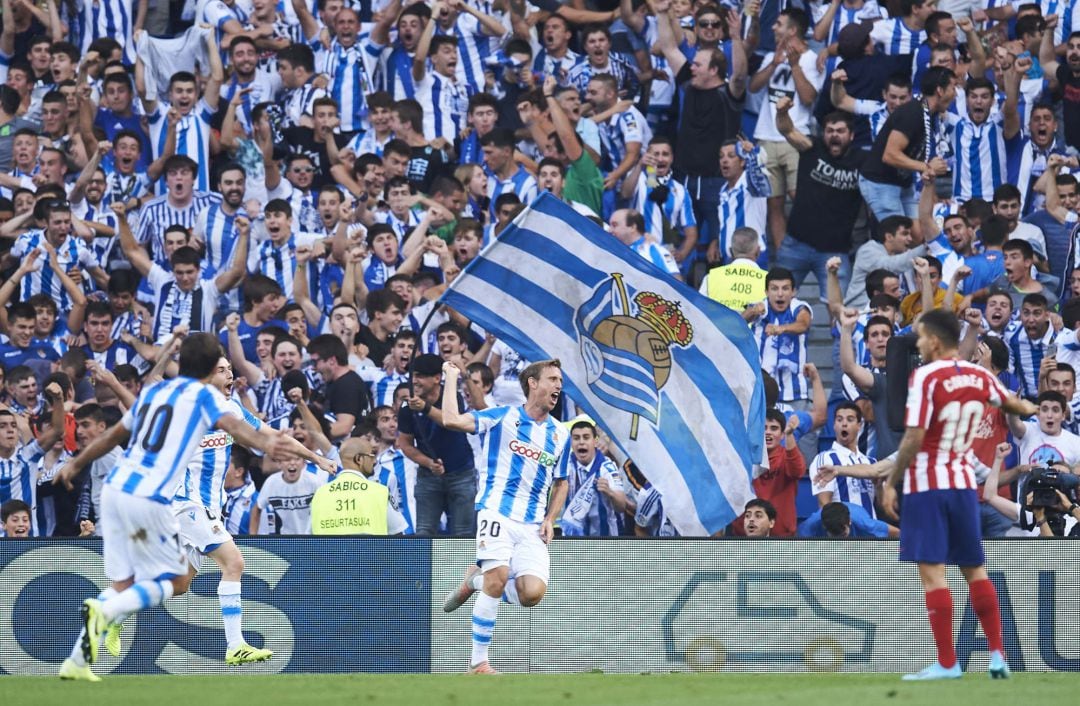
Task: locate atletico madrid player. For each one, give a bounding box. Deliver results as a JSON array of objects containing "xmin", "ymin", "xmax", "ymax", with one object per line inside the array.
[{"xmin": 884, "ymin": 309, "xmax": 1038, "ymax": 680}]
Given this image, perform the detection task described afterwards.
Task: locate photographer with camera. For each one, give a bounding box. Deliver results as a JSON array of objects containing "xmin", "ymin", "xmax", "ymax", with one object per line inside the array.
[{"xmin": 1023, "ymin": 466, "xmax": 1080, "ymax": 538}]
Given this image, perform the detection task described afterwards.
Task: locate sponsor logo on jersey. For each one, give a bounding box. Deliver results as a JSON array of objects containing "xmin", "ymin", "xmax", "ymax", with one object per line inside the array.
[
  {"xmin": 508, "ymin": 438, "xmax": 557, "ymax": 467},
  {"xmin": 200, "ymin": 431, "xmax": 234, "ymax": 449}
]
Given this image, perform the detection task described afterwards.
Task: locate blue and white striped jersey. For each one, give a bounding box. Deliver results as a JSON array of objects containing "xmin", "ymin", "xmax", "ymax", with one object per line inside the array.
[
  {"xmin": 716, "ymin": 172, "xmax": 767, "ymax": 263},
  {"xmin": 869, "ymin": 17, "xmax": 925, "ymax": 55},
  {"xmin": 754, "ymin": 299, "xmax": 813, "ymax": 402},
  {"xmin": 628, "ymin": 236, "xmax": 679, "ymax": 276},
  {"xmin": 137, "ymin": 192, "xmax": 218, "ymax": 266},
  {"xmin": 0, "ymin": 440, "xmax": 45, "ymax": 536},
  {"xmin": 486, "ymin": 165, "xmax": 537, "ymax": 218},
  {"xmin": 81, "ymin": 0, "xmax": 138, "ymax": 65},
  {"xmin": 82, "ymin": 341, "xmax": 151, "ymax": 375},
  {"xmin": 248, "ymin": 232, "xmax": 322, "ymax": 297},
  {"xmin": 436, "ymin": 13, "xmax": 498, "ymax": 93},
  {"xmin": 374, "ymin": 208, "xmax": 421, "ymax": 244},
  {"xmin": 221, "ymin": 479, "xmax": 257, "ymax": 535},
  {"xmin": 9, "ymin": 232, "xmax": 98, "ymax": 314},
  {"xmin": 175, "ymin": 397, "xmax": 263, "ymax": 510},
  {"xmin": 375, "ymin": 446, "xmax": 417, "ymax": 534},
  {"xmin": 811, "ymin": 0, "xmax": 883, "ymax": 44},
  {"xmin": 368, "ymin": 370, "xmax": 409, "ymax": 407},
  {"xmin": 853, "ymin": 99, "xmax": 890, "ymax": 144},
  {"xmin": 561, "ymin": 451, "xmax": 624, "ymax": 537},
  {"xmin": 148, "ymin": 99, "xmax": 215, "ymax": 191},
  {"xmin": 281, "ymin": 78, "xmax": 327, "ymax": 129},
  {"xmin": 219, "ymin": 74, "xmax": 277, "ymax": 135},
  {"xmin": 629, "ymin": 171, "xmax": 697, "ymax": 244},
  {"xmin": 72, "ymin": 199, "xmax": 121, "ymax": 272},
  {"xmin": 947, "ymin": 112, "xmax": 1008, "ymax": 201},
  {"xmin": 597, "ymin": 107, "xmax": 650, "ymax": 175},
  {"xmin": 416, "ymin": 71, "xmax": 472, "ymax": 142},
  {"xmin": 108, "ymin": 377, "xmax": 235, "ymax": 504},
  {"xmin": 634, "ymin": 482, "xmax": 678, "ymax": 536},
  {"xmin": 194, "ymin": 201, "xmax": 248, "ymax": 275},
  {"xmin": 380, "ymin": 44, "xmax": 417, "ymax": 100},
  {"xmin": 345, "ymin": 130, "xmax": 391, "ymax": 159},
  {"xmin": 103, "ymin": 170, "xmax": 152, "ymax": 208},
  {"xmin": 316, "ymin": 37, "xmax": 381, "ymax": 133},
  {"xmin": 147, "ymin": 263, "xmax": 223, "ymax": 341},
  {"xmin": 566, "ymin": 54, "xmax": 640, "ymax": 99},
  {"xmin": 533, "ymin": 48, "xmax": 582, "ymax": 84},
  {"xmin": 809, "ymin": 442, "xmax": 878, "ymax": 518},
  {"xmin": 1008, "ymin": 324, "xmax": 1058, "ymax": 399},
  {"xmin": 471, "ymin": 405, "xmax": 570, "ymax": 523}
]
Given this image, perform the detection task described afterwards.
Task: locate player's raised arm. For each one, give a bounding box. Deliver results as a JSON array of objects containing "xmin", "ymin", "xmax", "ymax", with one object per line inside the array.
[
  {"xmin": 439, "ymin": 362, "xmax": 478, "ymax": 433},
  {"xmin": 216, "ymin": 414, "xmax": 337, "ymax": 475},
  {"xmin": 54, "ymin": 422, "xmax": 132, "ymax": 490}
]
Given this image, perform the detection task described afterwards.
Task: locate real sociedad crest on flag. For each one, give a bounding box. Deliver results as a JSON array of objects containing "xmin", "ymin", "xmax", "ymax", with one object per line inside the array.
[{"xmin": 576, "ymin": 273, "xmax": 693, "ymax": 438}]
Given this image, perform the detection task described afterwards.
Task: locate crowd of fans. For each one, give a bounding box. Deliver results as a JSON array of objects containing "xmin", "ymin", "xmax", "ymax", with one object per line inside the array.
[{"xmin": 0, "ymin": 0, "xmax": 1078, "ymax": 542}]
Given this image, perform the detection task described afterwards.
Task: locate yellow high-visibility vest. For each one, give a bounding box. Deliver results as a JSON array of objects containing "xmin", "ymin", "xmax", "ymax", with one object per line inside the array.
[
  {"xmin": 310, "ymin": 471, "xmax": 389, "ymax": 535},
  {"xmin": 706, "ymin": 261, "xmax": 766, "ymax": 311}
]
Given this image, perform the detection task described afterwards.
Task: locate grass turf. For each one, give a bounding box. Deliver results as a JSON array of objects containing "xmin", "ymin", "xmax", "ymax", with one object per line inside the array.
[{"xmin": 13, "ymin": 672, "xmax": 1078, "ymax": 706}]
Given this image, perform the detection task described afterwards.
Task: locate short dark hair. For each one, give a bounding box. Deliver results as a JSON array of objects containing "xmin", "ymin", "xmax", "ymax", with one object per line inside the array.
[
  {"xmin": 163, "ymin": 154, "xmax": 198, "ymax": 177},
  {"xmin": 178, "ymin": 333, "xmax": 224, "ymax": 379},
  {"xmin": 392, "ymin": 99, "xmax": 424, "ymax": 133},
  {"xmin": 1036, "ymin": 390, "xmax": 1067, "ymax": 411},
  {"xmin": 85, "ymin": 300, "xmax": 113, "ymax": 321},
  {"xmin": 479, "ymin": 127, "xmax": 515, "ymax": 150},
  {"xmin": 865, "ymin": 315, "xmax": 893, "ymax": 338},
  {"xmin": 265, "ymin": 198, "xmax": 292, "ymax": 218},
  {"xmin": 277, "ymin": 43, "xmax": 316, "ymax": 73},
  {"xmin": 865, "ymin": 268, "xmax": 898, "ymax": 299},
  {"xmin": 834, "ymin": 401, "xmax": 863, "ymax": 423},
  {"xmin": 168, "ymin": 70, "xmax": 198, "ymax": 89},
  {"xmin": 365, "ymin": 288, "xmax": 406, "ymax": 319},
  {"xmin": 308, "ymin": 334, "xmax": 350, "ymax": 366},
  {"xmin": 1002, "ymin": 239, "xmax": 1035, "ymax": 261},
  {"xmin": 744, "ymin": 497, "xmax": 777, "ymax": 521},
  {"xmin": 918, "ymin": 308, "xmax": 961, "ymax": 349},
  {"xmin": 981, "ymin": 215, "xmax": 1010, "ymax": 248},
  {"xmin": 9, "ymin": 302, "xmax": 36, "ymax": 323},
  {"xmin": 920, "ymin": 66, "xmax": 955, "ymax": 97},
  {"xmin": 765, "ymin": 408, "xmax": 786, "ymax": 429},
  {"xmin": 74, "ymin": 403, "xmax": 107, "ymax": 424},
  {"xmin": 170, "ymin": 246, "xmax": 202, "ymax": 268},
  {"xmin": 984, "ymin": 335, "xmax": 1010, "ymax": 373},
  {"xmin": 779, "ymin": 8, "xmax": 810, "ymax": 36},
  {"xmin": 925, "ymin": 11, "xmax": 954, "ymax": 38},
  {"xmin": 868, "ymin": 294, "xmax": 901, "ymax": 312},
  {"xmin": 1, "ymin": 499, "xmax": 31, "ymax": 523},
  {"xmin": 878, "ymin": 215, "xmax": 912, "ymax": 241},
  {"xmin": 820, "ymin": 502, "xmax": 851, "ymax": 537},
  {"xmin": 1022, "ymin": 292, "xmax": 1049, "ymax": 310},
  {"xmin": 993, "ymin": 183, "xmax": 1022, "ymax": 204},
  {"xmin": 765, "ymin": 267, "xmax": 796, "ymax": 288}
]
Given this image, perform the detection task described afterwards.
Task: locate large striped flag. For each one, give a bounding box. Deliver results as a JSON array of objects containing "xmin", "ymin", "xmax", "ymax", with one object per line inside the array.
[{"xmin": 439, "ymin": 194, "xmax": 765, "ymax": 535}]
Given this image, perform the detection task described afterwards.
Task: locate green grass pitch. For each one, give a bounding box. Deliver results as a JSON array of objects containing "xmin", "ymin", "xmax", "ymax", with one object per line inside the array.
[{"xmin": 12, "ymin": 672, "xmax": 1078, "ymax": 706}]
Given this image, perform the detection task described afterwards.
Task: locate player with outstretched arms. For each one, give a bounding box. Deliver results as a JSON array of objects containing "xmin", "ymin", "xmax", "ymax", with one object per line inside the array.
[
  {"xmin": 438, "ymin": 359, "xmax": 571, "ymax": 674},
  {"xmin": 100, "ymin": 356, "xmax": 290, "ymax": 666},
  {"xmin": 53, "ymin": 334, "xmax": 337, "ymax": 681},
  {"xmin": 883, "ymin": 310, "xmax": 1037, "ymax": 681}
]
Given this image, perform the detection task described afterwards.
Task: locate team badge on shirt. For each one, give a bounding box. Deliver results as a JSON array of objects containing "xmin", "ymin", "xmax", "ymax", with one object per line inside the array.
[{"xmin": 576, "ymin": 273, "xmax": 693, "ymax": 439}]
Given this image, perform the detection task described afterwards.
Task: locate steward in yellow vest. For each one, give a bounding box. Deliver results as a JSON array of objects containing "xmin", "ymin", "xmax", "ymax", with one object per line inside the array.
[{"xmin": 311, "ymin": 438, "xmax": 406, "ymax": 535}]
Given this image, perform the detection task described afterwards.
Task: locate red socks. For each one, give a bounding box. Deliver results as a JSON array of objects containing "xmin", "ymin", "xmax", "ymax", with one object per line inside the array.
[
  {"xmin": 925, "ymin": 588, "xmax": 957, "ymax": 668},
  {"xmin": 969, "ymin": 579, "xmax": 1004, "ymax": 654}
]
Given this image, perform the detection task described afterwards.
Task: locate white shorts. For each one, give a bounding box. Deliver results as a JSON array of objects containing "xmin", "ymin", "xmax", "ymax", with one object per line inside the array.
[
  {"xmin": 475, "ymin": 508, "xmax": 549, "ymax": 584},
  {"xmin": 173, "ymin": 499, "xmax": 232, "ymax": 571},
  {"xmin": 100, "ymin": 485, "xmax": 187, "ymax": 582}
]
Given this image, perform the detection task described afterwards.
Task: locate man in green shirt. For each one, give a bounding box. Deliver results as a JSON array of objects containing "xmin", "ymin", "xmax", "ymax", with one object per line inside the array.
[{"xmin": 524, "ymin": 76, "xmax": 604, "ymax": 217}]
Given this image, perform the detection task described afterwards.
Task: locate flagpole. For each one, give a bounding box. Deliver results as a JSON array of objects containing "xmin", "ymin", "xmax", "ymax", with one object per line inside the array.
[{"xmin": 610, "ymin": 273, "xmax": 641, "ymax": 441}]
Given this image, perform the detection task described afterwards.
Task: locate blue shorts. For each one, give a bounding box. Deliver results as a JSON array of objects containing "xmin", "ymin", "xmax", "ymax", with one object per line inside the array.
[{"xmin": 898, "ymin": 489, "xmax": 985, "ymax": 566}]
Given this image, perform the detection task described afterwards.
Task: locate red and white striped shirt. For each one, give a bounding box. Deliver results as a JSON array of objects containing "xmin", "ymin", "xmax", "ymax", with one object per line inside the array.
[{"xmin": 904, "ymin": 359, "xmax": 1009, "ymax": 494}]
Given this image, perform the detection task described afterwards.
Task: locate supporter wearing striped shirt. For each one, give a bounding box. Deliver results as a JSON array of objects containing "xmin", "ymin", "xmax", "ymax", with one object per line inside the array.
[
  {"xmin": 193, "ymin": 163, "xmax": 249, "ymax": 276},
  {"xmin": 344, "ymin": 94, "xmax": 396, "ymax": 159},
  {"xmin": 752, "ymin": 267, "xmax": 813, "ymax": 402},
  {"xmin": 588, "ymin": 74, "xmax": 649, "ymax": 204},
  {"xmin": 381, "ymin": 2, "xmax": 431, "ymax": 100},
  {"xmin": 481, "ymin": 127, "xmax": 536, "ymax": 218},
  {"xmin": 221, "ymin": 453, "xmax": 257, "ymax": 536},
  {"xmin": 312, "ymin": 9, "xmax": 382, "ymax": 133},
  {"xmin": 869, "ymin": 0, "xmax": 930, "ymax": 56},
  {"xmin": 559, "ymin": 419, "xmax": 627, "ymax": 537},
  {"xmin": 1008, "ymin": 293, "xmax": 1059, "ymax": 400},
  {"xmin": 80, "ymin": 0, "xmax": 140, "ymax": 65},
  {"xmin": 0, "ymin": 390, "xmax": 64, "ymax": 537},
  {"xmin": 81, "ymin": 301, "xmax": 151, "ymax": 376},
  {"xmin": 712, "ymin": 140, "xmax": 767, "ymax": 264},
  {"xmin": 437, "ymin": 360, "xmax": 570, "ymax": 674},
  {"xmin": 248, "ymin": 199, "xmax": 325, "ymax": 299},
  {"xmin": 609, "ymin": 208, "xmax": 680, "ymax": 278},
  {"xmin": 430, "ymin": 0, "xmax": 507, "ymax": 94},
  {"xmin": 276, "ymin": 43, "xmax": 326, "ymax": 129},
  {"xmin": 359, "ymin": 332, "xmax": 415, "ymax": 407},
  {"xmin": 947, "ymin": 74, "xmax": 1022, "ymax": 202},
  {"xmin": 566, "ymin": 25, "xmax": 640, "ymax": 99},
  {"xmin": 455, "ymin": 93, "xmax": 498, "ymax": 166},
  {"xmin": 810, "ymin": 403, "xmax": 878, "ymax": 516},
  {"xmin": 139, "ymin": 42, "xmax": 224, "ymax": 192},
  {"xmin": 118, "ymin": 201, "xmax": 250, "ymax": 342},
  {"xmin": 372, "ymin": 405, "xmax": 417, "ymax": 534},
  {"xmin": 533, "ymin": 14, "xmax": 583, "ymax": 84},
  {"xmin": 1006, "ymin": 104, "xmax": 1070, "ymax": 216},
  {"xmin": 94, "ymin": 76, "xmax": 152, "ymax": 174},
  {"xmin": 10, "ymin": 201, "xmax": 107, "ymax": 314},
  {"xmin": 136, "ymin": 155, "xmax": 218, "ymax": 266},
  {"xmin": 831, "ymin": 69, "xmax": 912, "ymax": 149},
  {"xmin": 218, "ymin": 37, "xmax": 278, "ymax": 137},
  {"xmin": 412, "ymin": 22, "xmax": 473, "ymax": 144},
  {"xmin": 622, "ymin": 136, "xmax": 698, "ymax": 267}
]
